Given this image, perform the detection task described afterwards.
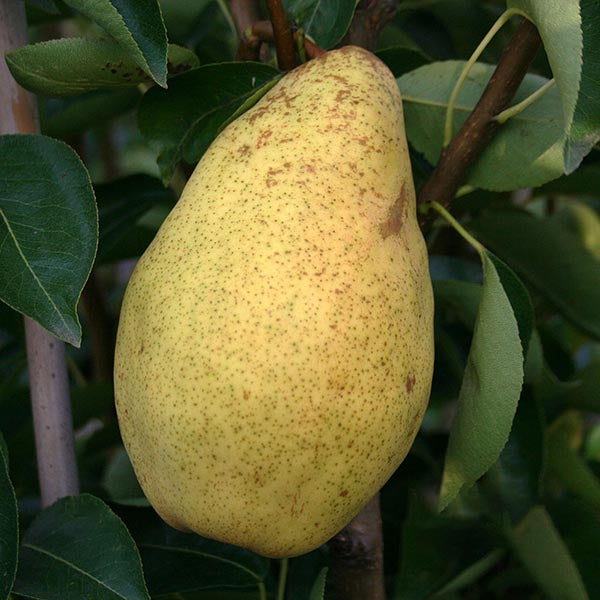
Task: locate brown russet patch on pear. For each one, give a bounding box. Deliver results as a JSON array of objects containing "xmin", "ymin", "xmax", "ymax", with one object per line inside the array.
[
  {"xmin": 256, "ymin": 129, "xmax": 273, "ymax": 148},
  {"xmin": 405, "ymin": 374, "xmax": 416, "ymax": 394},
  {"xmin": 379, "ymin": 183, "xmax": 410, "ymax": 239}
]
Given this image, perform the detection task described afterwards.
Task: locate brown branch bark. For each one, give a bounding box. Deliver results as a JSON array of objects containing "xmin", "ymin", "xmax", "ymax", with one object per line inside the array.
[
  {"xmin": 330, "ymin": 494, "xmax": 385, "ymax": 600},
  {"xmin": 265, "ymin": 0, "xmax": 295, "ymax": 71},
  {"xmin": 418, "ymin": 18, "xmax": 542, "ymax": 225},
  {"xmin": 341, "ymin": 0, "xmax": 399, "ymax": 51},
  {"xmin": 1, "ymin": 0, "xmax": 80, "ymax": 506}
]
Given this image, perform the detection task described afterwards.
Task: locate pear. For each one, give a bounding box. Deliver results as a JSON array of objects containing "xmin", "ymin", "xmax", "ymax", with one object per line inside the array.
[{"xmin": 114, "ymin": 45, "xmax": 434, "ymax": 558}]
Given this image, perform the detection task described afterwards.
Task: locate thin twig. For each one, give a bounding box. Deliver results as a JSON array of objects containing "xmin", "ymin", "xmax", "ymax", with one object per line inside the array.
[
  {"xmin": 265, "ymin": 0, "xmax": 295, "ymax": 70},
  {"xmin": 330, "ymin": 494, "xmax": 385, "ymax": 600},
  {"xmin": 0, "ymin": 0, "xmax": 80, "ymax": 506},
  {"xmin": 418, "ymin": 18, "xmax": 542, "ymax": 226}
]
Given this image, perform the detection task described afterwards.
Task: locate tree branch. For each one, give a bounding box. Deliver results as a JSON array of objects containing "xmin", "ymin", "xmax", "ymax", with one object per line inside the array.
[
  {"xmin": 0, "ymin": 0, "xmax": 80, "ymax": 506},
  {"xmin": 341, "ymin": 0, "xmax": 399, "ymax": 51},
  {"xmin": 265, "ymin": 0, "xmax": 296, "ymax": 71},
  {"xmin": 418, "ymin": 18, "xmax": 542, "ymax": 224},
  {"xmin": 330, "ymin": 494, "xmax": 385, "ymax": 600}
]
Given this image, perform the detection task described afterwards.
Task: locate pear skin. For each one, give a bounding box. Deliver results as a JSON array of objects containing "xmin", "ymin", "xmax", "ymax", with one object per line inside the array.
[{"xmin": 114, "ymin": 46, "xmax": 434, "ymax": 558}]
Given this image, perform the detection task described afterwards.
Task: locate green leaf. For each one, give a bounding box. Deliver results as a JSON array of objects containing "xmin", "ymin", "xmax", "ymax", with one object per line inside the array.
[
  {"xmin": 0, "ymin": 436, "xmax": 18, "ymax": 600},
  {"xmin": 376, "ymin": 45, "xmax": 431, "ymax": 78},
  {"xmin": 398, "ymin": 61, "xmax": 565, "ymax": 190},
  {"xmin": 61, "ymin": 0, "xmax": 168, "ymax": 87},
  {"xmin": 6, "ymin": 39, "xmax": 198, "ymax": 97},
  {"xmin": 102, "ymin": 446, "xmax": 149, "ymax": 506},
  {"xmin": 488, "ymin": 254, "xmax": 533, "ymax": 356},
  {"xmin": 120, "ymin": 507, "xmax": 269, "ymax": 596},
  {"xmin": 138, "ymin": 62, "xmax": 280, "ymax": 182},
  {"xmin": 469, "ymin": 209, "xmax": 600, "ymax": 340},
  {"xmin": 511, "ymin": 506, "xmax": 589, "ymax": 600},
  {"xmin": 95, "ymin": 174, "xmax": 175, "ymax": 262},
  {"xmin": 283, "ymin": 0, "xmax": 358, "ymax": 49},
  {"xmin": 13, "ymin": 494, "xmax": 150, "ymax": 600},
  {"xmin": 0, "ymin": 134, "xmax": 97, "ymax": 346},
  {"xmin": 547, "ymin": 415, "xmax": 600, "ymax": 512},
  {"xmin": 440, "ymin": 250, "xmax": 523, "ymax": 510},
  {"xmin": 308, "ymin": 568, "xmax": 328, "ymax": 600},
  {"xmin": 40, "ymin": 88, "xmax": 141, "ymax": 136},
  {"xmin": 507, "ymin": 0, "xmax": 600, "ymax": 172}
]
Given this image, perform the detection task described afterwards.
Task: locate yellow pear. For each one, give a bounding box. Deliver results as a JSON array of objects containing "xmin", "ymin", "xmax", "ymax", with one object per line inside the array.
[{"xmin": 114, "ymin": 46, "xmax": 434, "ymax": 558}]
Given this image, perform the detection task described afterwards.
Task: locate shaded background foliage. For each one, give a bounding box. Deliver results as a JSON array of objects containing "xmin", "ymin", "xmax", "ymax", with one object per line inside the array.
[{"xmin": 1, "ymin": 0, "xmax": 599, "ymax": 599}]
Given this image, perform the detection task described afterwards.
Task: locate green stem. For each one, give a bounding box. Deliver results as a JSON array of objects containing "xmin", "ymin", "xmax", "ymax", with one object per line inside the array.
[
  {"xmin": 428, "ymin": 201, "xmax": 485, "ymax": 255},
  {"xmin": 276, "ymin": 557, "xmax": 289, "ymax": 600},
  {"xmin": 495, "ymin": 78, "xmax": 555, "ymax": 123},
  {"xmin": 258, "ymin": 581, "xmax": 267, "ymax": 600},
  {"xmin": 443, "ymin": 7, "xmax": 524, "ymax": 147},
  {"xmin": 296, "ymin": 29, "xmax": 307, "ymax": 63}
]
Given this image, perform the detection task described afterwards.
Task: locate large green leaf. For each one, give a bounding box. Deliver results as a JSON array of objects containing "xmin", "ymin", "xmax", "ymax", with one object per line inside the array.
[
  {"xmin": 282, "ymin": 0, "xmax": 358, "ymax": 49},
  {"xmin": 398, "ymin": 61, "xmax": 564, "ymax": 190},
  {"xmin": 0, "ymin": 135, "xmax": 97, "ymax": 346},
  {"xmin": 0, "ymin": 436, "xmax": 17, "ymax": 600},
  {"xmin": 138, "ymin": 62, "xmax": 280, "ymax": 182},
  {"xmin": 120, "ymin": 507, "xmax": 269, "ymax": 596},
  {"xmin": 13, "ymin": 494, "xmax": 149, "ymax": 600},
  {"xmin": 508, "ymin": 0, "xmax": 600, "ymax": 172},
  {"xmin": 469, "ymin": 209, "xmax": 600, "ymax": 340},
  {"xmin": 62, "ymin": 0, "xmax": 168, "ymax": 86},
  {"xmin": 440, "ymin": 251, "xmax": 523, "ymax": 509},
  {"xmin": 511, "ymin": 506, "xmax": 589, "ymax": 600},
  {"xmin": 6, "ymin": 39, "xmax": 198, "ymax": 97}
]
